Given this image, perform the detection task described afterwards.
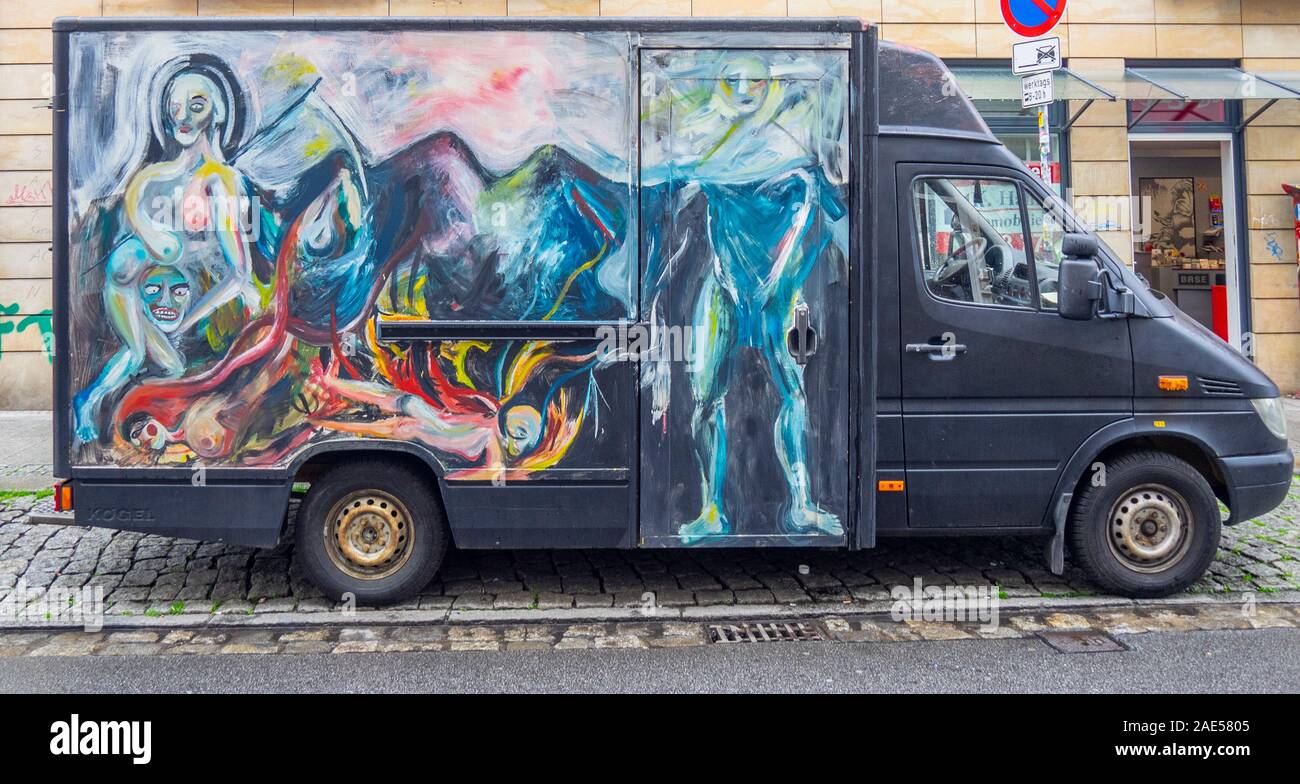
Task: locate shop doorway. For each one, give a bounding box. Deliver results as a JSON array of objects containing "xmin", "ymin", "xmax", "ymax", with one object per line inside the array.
[{"xmin": 1128, "ymin": 133, "xmax": 1241, "ymax": 347}]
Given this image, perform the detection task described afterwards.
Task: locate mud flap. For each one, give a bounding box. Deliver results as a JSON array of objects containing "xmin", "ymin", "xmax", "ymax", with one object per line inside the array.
[{"xmin": 1047, "ymin": 491, "xmax": 1072, "ymax": 575}]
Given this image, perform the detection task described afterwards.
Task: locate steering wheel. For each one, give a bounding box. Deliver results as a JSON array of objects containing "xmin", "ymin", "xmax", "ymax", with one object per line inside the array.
[{"xmin": 934, "ymin": 236, "xmax": 987, "ymax": 284}]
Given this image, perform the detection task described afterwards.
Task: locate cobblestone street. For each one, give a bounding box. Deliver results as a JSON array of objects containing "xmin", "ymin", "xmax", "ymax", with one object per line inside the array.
[
  {"xmin": 2, "ymin": 475, "xmax": 1296, "ymax": 626},
  {"xmin": 2, "ymin": 403, "xmax": 1296, "ymax": 627}
]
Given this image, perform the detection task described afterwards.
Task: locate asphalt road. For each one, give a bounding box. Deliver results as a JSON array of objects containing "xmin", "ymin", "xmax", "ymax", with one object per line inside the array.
[{"xmin": 2, "ymin": 627, "xmax": 1296, "ymax": 694}]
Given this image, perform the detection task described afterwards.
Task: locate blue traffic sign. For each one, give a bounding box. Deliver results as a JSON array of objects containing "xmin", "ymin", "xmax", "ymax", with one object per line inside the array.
[{"xmin": 1001, "ymin": 0, "xmax": 1067, "ymax": 39}]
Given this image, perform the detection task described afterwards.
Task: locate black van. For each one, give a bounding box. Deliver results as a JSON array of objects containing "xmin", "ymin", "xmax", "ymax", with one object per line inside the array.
[{"xmin": 44, "ymin": 17, "xmax": 1293, "ymax": 604}]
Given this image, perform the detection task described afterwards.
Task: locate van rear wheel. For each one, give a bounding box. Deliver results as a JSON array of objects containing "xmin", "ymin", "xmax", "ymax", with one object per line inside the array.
[
  {"xmin": 294, "ymin": 460, "xmax": 448, "ymax": 606},
  {"xmin": 1069, "ymin": 450, "xmax": 1220, "ymax": 598}
]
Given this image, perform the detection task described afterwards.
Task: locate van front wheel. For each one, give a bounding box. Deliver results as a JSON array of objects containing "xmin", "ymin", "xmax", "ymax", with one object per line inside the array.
[
  {"xmin": 1069, "ymin": 450, "xmax": 1220, "ymax": 598},
  {"xmin": 294, "ymin": 460, "xmax": 448, "ymax": 606}
]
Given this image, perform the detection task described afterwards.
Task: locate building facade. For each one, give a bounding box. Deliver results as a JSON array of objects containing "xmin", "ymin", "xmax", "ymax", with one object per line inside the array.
[{"xmin": 1, "ymin": 0, "xmax": 1297, "ymax": 408}]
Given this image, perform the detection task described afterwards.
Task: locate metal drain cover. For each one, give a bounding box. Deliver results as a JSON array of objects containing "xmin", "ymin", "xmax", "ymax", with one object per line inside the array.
[
  {"xmin": 708, "ymin": 621, "xmax": 824, "ymax": 644},
  {"xmin": 1038, "ymin": 630, "xmax": 1128, "ymax": 654}
]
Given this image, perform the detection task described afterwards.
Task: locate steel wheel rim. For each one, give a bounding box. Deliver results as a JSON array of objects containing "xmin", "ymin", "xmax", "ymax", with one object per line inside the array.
[
  {"xmin": 324, "ymin": 490, "xmax": 414, "ymax": 581},
  {"xmin": 1106, "ymin": 483, "xmax": 1193, "ymax": 574}
]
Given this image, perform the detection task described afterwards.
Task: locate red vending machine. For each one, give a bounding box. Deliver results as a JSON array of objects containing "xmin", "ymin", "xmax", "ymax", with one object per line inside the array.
[{"xmin": 1286, "ymin": 184, "xmax": 1300, "ymax": 307}]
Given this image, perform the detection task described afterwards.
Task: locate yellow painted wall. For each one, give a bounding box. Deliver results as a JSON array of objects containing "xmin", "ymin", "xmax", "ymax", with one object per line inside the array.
[{"xmin": 1, "ymin": 0, "xmax": 1296, "ymax": 400}]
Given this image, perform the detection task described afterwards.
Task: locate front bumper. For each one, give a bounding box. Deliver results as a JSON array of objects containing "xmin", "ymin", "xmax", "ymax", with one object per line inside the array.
[{"xmin": 1220, "ymin": 448, "xmax": 1296, "ymax": 525}]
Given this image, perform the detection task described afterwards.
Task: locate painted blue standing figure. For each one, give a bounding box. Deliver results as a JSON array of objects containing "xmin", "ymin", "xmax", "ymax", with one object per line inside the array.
[{"xmin": 644, "ymin": 54, "xmax": 848, "ymax": 544}]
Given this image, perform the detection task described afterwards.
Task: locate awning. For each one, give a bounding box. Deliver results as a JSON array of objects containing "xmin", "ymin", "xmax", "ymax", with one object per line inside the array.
[
  {"xmin": 947, "ymin": 66, "xmax": 1118, "ymax": 131},
  {"xmin": 949, "ymin": 65, "xmax": 1300, "ymax": 130},
  {"xmin": 1258, "ymin": 72, "xmax": 1300, "ymax": 95},
  {"xmin": 1127, "ymin": 67, "xmax": 1300, "ymax": 101},
  {"xmin": 1126, "ymin": 67, "xmax": 1300, "ymax": 128},
  {"xmin": 1077, "ymin": 66, "xmax": 1300, "ymax": 129},
  {"xmin": 948, "ymin": 67, "xmax": 1117, "ymax": 102}
]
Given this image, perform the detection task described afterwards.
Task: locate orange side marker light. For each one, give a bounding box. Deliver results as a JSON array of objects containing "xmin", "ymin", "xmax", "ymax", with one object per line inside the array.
[
  {"xmin": 1158, "ymin": 375, "xmax": 1188, "ymax": 391},
  {"xmin": 54, "ymin": 482, "xmax": 73, "ymax": 512},
  {"xmin": 878, "ymin": 480, "xmax": 905, "ymax": 492}
]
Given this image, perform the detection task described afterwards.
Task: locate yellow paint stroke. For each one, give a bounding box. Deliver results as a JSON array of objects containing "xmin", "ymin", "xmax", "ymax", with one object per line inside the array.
[
  {"xmin": 302, "ymin": 135, "xmax": 331, "ymax": 161},
  {"xmin": 700, "ymin": 78, "xmax": 786, "ymax": 164},
  {"xmin": 518, "ymin": 390, "xmax": 584, "ymax": 472},
  {"xmin": 366, "ymin": 318, "xmax": 405, "ymax": 383},
  {"xmin": 503, "ymin": 341, "xmax": 553, "ymax": 402},
  {"xmin": 377, "ymin": 269, "xmax": 430, "ymax": 317},
  {"xmin": 440, "ymin": 340, "xmax": 491, "ymax": 390},
  {"xmin": 263, "ymin": 54, "xmax": 319, "ymax": 89},
  {"xmin": 700, "ymin": 120, "xmax": 740, "ymax": 164},
  {"xmin": 195, "ymin": 158, "xmax": 241, "ymax": 232},
  {"xmin": 542, "ymin": 238, "xmax": 608, "ymax": 320}
]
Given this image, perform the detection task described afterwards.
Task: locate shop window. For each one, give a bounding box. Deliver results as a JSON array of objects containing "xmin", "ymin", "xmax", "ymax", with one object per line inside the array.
[{"xmin": 1129, "ymin": 99, "xmax": 1227, "ymax": 126}]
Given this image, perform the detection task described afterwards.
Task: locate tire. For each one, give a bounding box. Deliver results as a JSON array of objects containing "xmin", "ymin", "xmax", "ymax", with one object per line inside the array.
[
  {"xmin": 294, "ymin": 459, "xmax": 448, "ymax": 606},
  {"xmin": 1069, "ymin": 450, "xmax": 1221, "ymax": 598}
]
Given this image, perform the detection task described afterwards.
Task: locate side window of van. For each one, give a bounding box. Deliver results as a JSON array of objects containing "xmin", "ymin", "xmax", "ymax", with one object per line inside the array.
[{"xmin": 911, "ymin": 177, "xmax": 1037, "ymax": 308}]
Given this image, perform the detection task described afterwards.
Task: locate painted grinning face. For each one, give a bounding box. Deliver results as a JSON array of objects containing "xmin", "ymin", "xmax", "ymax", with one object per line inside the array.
[
  {"xmin": 140, "ymin": 266, "xmax": 191, "ymax": 333},
  {"xmin": 165, "ymin": 72, "xmax": 222, "ymax": 148}
]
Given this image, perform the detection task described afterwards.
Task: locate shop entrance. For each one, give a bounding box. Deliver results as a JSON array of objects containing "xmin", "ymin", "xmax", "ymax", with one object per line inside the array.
[{"xmin": 1129, "ymin": 133, "xmax": 1241, "ymax": 346}]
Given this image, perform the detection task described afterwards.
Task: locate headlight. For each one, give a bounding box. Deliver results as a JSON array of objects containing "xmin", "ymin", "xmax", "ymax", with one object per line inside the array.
[{"xmin": 1250, "ymin": 397, "xmax": 1289, "ymax": 442}]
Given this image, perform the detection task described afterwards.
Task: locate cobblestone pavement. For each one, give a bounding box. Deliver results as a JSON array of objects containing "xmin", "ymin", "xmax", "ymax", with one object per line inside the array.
[
  {"xmin": 1, "ymin": 474, "xmax": 1296, "ymax": 626},
  {"xmin": 0, "ymin": 602, "xmax": 1295, "ymax": 658}
]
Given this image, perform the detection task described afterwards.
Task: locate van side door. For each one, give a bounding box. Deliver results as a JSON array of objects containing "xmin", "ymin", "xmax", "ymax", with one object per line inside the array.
[
  {"xmin": 637, "ymin": 48, "xmax": 852, "ymax": 547},
  {"xmin": 897, "ymin": 164, "xmax": 1133, "ymax": 529}
]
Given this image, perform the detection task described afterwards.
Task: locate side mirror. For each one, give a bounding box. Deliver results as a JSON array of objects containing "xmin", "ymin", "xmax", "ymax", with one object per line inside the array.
[{"xmin": 1058, "ymin": 233, "xmax": 1103, "ymax": 320}]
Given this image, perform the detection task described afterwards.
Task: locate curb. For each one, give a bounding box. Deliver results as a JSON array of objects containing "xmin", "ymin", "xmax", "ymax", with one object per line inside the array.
[{"xmin": 4, "ymin": 590, "xmax": 1298, "ymax": 633}]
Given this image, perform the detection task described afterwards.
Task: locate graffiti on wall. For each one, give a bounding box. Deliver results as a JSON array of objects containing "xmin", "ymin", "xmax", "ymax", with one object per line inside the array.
[{"xmin": 0, "ymin": 304, "xmax": 53, "ymax": 362}]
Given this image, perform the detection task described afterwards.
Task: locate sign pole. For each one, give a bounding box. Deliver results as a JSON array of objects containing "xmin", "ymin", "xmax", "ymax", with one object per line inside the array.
[{"xmin": 1038, "ymin": 105, "xmax": 1050, "ymax": 165}]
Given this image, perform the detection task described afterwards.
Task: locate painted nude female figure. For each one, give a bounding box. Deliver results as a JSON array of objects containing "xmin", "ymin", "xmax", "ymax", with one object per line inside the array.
[{"xmin": 74, "ymin": 58, "xmax": 259, "ymax": 442}]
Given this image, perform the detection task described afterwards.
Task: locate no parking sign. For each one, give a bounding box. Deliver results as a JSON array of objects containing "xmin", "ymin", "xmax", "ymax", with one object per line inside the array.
[{"xmin": 1001, "ymin": 0, "xmax": 1067, "ymax": 38}]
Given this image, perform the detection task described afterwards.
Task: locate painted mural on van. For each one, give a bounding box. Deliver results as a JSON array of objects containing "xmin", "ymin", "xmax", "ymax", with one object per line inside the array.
[
  {"xmin": 68, "ymin": 31, "xmax": 633, "ymax": 479},
  {"xmin": 65, "ymin": 30, "xmax": 848, "ymax": 543}
]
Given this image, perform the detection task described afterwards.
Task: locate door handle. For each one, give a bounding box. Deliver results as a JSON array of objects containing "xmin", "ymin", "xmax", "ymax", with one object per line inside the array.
[
  {"xmin": 905, "ymin": 341, "xmax": 968, "ymax": 359},
  {"xmin": 786, "ymin": 303, "xmax": 817, "ymax": 366}
]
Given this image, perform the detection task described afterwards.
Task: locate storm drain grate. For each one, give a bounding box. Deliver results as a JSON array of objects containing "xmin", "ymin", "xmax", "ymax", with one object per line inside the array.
[
  {"xmin": 1038, "ymin": 630, "xmax": 1129, "ymax": 654},
  {"xmin": 707, "ymin": 621, "xmax": 825, "ymax": 644}
]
